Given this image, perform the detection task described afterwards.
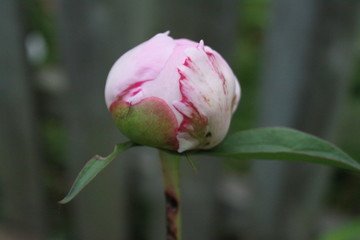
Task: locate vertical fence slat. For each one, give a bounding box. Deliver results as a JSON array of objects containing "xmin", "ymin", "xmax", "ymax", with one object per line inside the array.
[
  {"xmin": 249, "ymin": 0, "xmax": 360, "ymax": 239},
  {"xmin": 0, "ymin": 0, "xmax": 46, "ymax": 238},
  {"xmin": 56, "ymin": 1, "xmax": 133, "ymax": 239}
]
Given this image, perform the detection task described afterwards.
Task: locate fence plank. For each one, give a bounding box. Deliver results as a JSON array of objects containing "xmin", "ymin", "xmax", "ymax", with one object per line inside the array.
[
  {"xmin": 0, "ymin": 0, "xmax": 47, "ymax": 238},
  {"xmin": 56, "ymin": 1, "xmax": 135, "ymax": 239},
  {"xmin": 248, "ymin": 1, "xmax": 360, "ymax": 239}
]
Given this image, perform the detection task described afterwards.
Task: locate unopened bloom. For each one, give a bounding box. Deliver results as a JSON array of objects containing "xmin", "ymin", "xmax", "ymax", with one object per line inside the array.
[{"xmin": 105, "ymin": 32, "xmax": 240, "ymax": 152}]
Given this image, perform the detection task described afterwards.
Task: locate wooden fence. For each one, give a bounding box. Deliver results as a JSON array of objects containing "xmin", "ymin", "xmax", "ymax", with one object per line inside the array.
[{"xmin": 0, "ymin": 0, "xmax": 359, "ymax": 240}]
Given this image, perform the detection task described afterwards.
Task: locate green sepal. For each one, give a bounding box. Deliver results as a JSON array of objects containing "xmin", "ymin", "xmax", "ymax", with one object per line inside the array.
[
  {"xmin": 59, "ymin": 141, "xmax": 135, "ymax": 204},
  {"xmin": 185, "ymin": 152, "xmax": 198, "ymax": 173},
  {"xmin": 111, "ymin": 98, "xmax": 178, "ymax": 150}
]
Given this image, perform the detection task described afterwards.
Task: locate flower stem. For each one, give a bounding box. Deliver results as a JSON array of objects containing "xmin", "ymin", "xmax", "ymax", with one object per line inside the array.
[{"xmin": 159, "ymin": 150, "xmax": 182, "ymax": 240}]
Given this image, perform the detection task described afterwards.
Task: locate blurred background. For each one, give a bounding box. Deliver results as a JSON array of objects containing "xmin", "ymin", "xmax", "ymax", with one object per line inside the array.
[{"xmin": 1, "ymin": 0, "xmax": 360, "ymax": 239}]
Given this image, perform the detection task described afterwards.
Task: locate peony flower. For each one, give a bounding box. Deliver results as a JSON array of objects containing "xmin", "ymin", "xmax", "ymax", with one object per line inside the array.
[{"xmin": 105, "ymin": 32, "xmax": 240, "ymax": 153}]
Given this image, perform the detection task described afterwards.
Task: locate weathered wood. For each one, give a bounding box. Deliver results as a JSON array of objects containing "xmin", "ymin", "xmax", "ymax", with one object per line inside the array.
[
  {"xmin": 0, "ymin": 0, "xmax": 47, "ymax": 238},
  {"xmin": 56, "ymin": 1, "xmax": 135, "ymax": 239},
  {"xmin": 156, "ymin": 0, "xmax": 238, "ymax": 61},
  {"xmin": 249, "ymin": 0, "xmax": 360, "ymax": 239}
]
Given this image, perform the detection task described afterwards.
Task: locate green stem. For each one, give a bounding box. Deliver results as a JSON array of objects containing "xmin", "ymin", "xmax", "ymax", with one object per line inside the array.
[{"xmin": 159, "ymin": 150, "xmax": 182, "ymax": 240}]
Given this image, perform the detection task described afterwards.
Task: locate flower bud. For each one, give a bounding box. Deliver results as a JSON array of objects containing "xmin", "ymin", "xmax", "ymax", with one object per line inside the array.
[{"xmin": 105, "ymin": 32, "xmax": 240, "ymax": 152}]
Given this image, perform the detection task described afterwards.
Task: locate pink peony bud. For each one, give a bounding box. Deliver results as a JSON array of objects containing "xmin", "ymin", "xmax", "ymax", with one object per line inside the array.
[{"xmin": 105, "ymin": 32, "xmax": 240, "ymax": 152}]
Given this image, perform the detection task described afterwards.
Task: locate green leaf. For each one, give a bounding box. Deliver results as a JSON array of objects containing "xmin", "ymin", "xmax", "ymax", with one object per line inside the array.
[
  {"xmin": 198, "ymin": 127, "xmax": 360, "ymax": 171},
  {"xmin": 59, "ymin": 141, "xmax": 135, "ymax": 204},
  {"xmin": 318, "ymin": 218, "xmax": 360, "ymax": 240}
]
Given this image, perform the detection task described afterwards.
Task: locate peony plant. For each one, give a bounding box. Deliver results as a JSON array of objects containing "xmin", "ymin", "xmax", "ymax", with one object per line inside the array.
[{"xmin": 60, "ymin": 32, "xmax": 360, "ymax": 240}]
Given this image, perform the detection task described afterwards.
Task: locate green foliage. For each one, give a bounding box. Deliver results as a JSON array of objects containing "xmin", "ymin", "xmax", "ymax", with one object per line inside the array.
[
  {"xmin": 59, "ymin": 141, "xmax": 135, "ymax": 204},
  {"xmin": 350, "ymin": 55, "xmax": 360, "ymax": 99},
  {"xmin": 319, "ymin": 218, "xmax": 360, "ymax": 240},
  {"xmin": 199, "ymin": 127, "xmax": 360, "ymax": 171},
  {"xmin": 23, "ymin": 0, "xmax": 57, "ymax": 64},
  {"xmin": 230, "ymin": 0, "xmax": 270, "ymax": 133},
  {"xmin": 60, "ymin": 127, "xmax": 359, "ymax": 204}
]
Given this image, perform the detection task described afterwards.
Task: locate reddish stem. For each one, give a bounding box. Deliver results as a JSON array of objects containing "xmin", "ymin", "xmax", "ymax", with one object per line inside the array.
[{"xmin": 159, "ymin": 150, "xmax": 182, "ymax": 240}]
